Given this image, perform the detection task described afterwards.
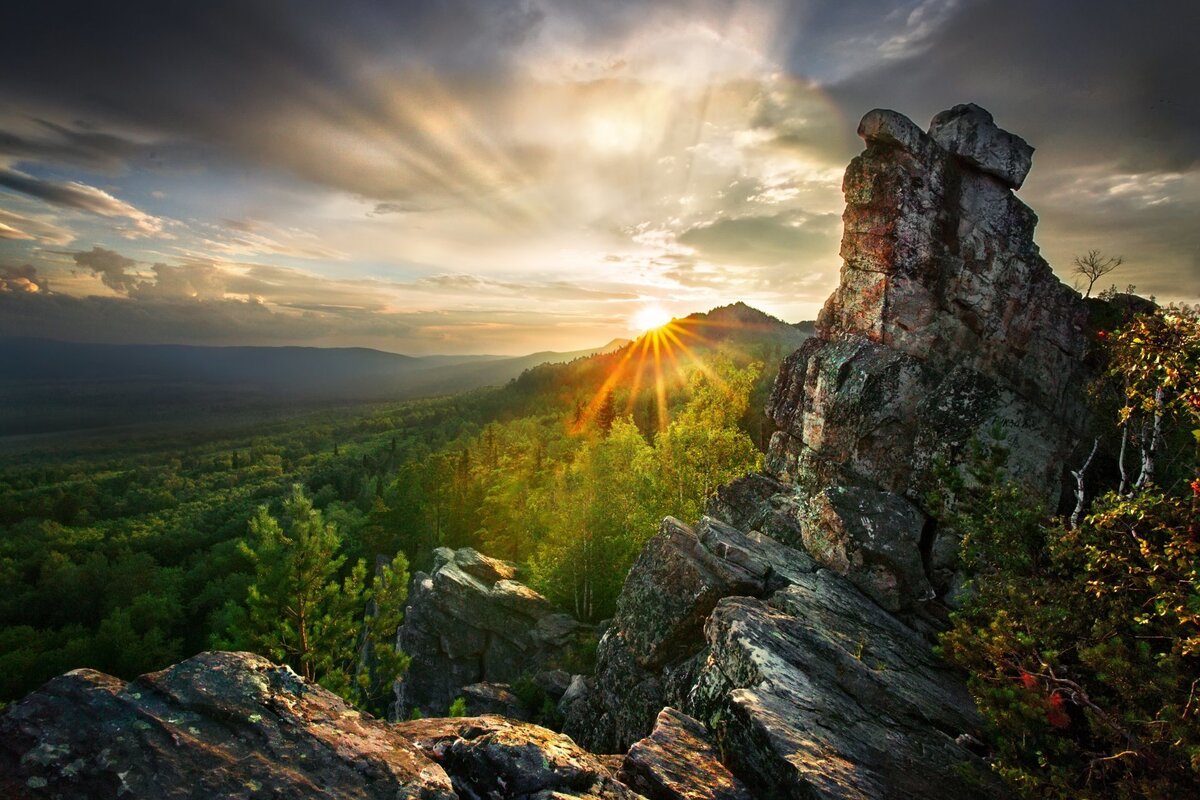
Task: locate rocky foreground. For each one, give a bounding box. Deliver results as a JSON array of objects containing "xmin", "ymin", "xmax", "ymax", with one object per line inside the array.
[
  {"xmin": 0, "ymin": 650, "xmax": 742, "ymax": 799},
  {"xmin": 1, "ymin": 103, "xmax": 1093, "ymax": 798}
]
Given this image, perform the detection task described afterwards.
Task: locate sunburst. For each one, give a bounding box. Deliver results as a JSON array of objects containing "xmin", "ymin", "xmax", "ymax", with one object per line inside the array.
[
  {"xmin": 631, "ymin": 304, "xmax": 673, "ymax": 333},
  {"xmin": 571, "ymin": 308, "xmax": 755, "ymax": 435}
]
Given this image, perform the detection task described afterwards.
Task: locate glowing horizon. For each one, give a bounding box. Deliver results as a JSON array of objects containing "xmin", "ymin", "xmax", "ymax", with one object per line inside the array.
[{"xmin": 1, "ymin": 1, "xmax": 1196, "ymax": 354}]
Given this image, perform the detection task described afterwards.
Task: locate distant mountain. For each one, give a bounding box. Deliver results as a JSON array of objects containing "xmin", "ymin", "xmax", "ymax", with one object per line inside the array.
[
  {"xmin": 668, "ymin": 302, "xmax": 812, "ymax": 347},
  {"xmin": 486, "ymin": 303, "xmax": 813, "ymax": 440},
  {"xmin": 397, "ymin": 339, "xmax": 630, "ymax": 398},
  {"xmin": 0, "ymin": 337, "xmax": 628, "ymax": 437},
  {"xmin": 0, "ymin": 303, "xmax": 803, "ymax": 440}
]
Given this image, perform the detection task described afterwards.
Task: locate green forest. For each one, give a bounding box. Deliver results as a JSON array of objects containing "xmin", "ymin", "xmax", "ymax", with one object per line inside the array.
[{"xmin": 0, "ymin": 308, "xmax": 803, "ymax": 706}]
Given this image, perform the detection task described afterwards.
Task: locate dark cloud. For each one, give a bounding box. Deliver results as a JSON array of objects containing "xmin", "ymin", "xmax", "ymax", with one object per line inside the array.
[
  {"xmin": 71, "ymin": 246, "xmax": 141, "ymax": 293},
  {"xmin": 0, "ymin": 120, "xmax": 147, "ymax": 174},
  {"xmin": 0, "ymin": 264, "xmax": 48, "ymax": 294},
  {"xmin": 0, "ymin": 168, "xmax": 162, "ymax": 235},
  {"xmin": 829, "ymin": 0, "xmax": 1200, "ymax": 173}
]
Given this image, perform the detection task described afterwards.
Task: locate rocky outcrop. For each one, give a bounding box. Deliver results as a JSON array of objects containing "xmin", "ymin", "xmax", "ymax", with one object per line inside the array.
[
  {"xmin": 565, "ymin": 515, "xmax": 1001, "ymax": 797},
  {"xmin": 691, "ymin": 579, "xmax": 1003, "ymax": 799},
  {"xmin": 0, "ymin": 652, "xmax": 664, "ymax": 800},
  {"xmin": 768, "ymin": 105, "xmax": 1090, "ymax": 510},
  {"xmin": 618, "ymin": 708, "xmax": 752, "ymax": 800},
  {"xmin": 567, "ymin": 103, "xmax": 1081, "ymax": 799},
  {"xmin": 0, "ymin": 651, "xmax": 458, "ymax": 800},
  {"xmin": 561, "ymin": 516, "xmax": 817, "ymax": 753},
  {"xmin": 394, "ymin": 547, "xmax": 588, "ymax": 719},
  {"xmin": 395, "ymin": 715, "xmax": 641, "ymax": 800}
]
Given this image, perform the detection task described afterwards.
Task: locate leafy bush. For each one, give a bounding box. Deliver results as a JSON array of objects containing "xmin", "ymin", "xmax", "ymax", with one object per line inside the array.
[{"xmin": 937, "ymin": 305, "xmax": 1200, "ymax": 798}]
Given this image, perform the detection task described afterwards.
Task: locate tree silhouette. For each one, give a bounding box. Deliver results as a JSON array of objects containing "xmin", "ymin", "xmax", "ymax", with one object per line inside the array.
[
  {"xmin": 595, "ymin": 391, "xmax": 616, "ymax": 434},
  {"xmin": 1073, "ymin": 249, "xmax": 1124, "ymax": 298}
]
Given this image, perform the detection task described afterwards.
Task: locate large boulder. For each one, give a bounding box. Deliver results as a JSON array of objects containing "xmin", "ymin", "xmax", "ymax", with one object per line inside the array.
[
  {"xmin": 0, "ymin": 651, "xmax": 457, "ymax": 800},
  {"xmin": 394, "ymin": 547, "xmax": 588, "ymax": 719},
  {"xmin": 394, "ymin": 715, "xmax": 641, "ymax": 800},
  {"xmin": 928, "ymin": 103, "xmax": 1034, "ymax": 189},
  {"xmin": 563, "ymin": 518, "xmax": 817, "ymax": 752}
]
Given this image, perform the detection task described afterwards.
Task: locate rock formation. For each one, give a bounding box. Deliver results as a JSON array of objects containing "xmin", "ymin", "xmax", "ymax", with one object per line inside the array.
[
  {"xmin": 769, "ymin": 103, "xmax": 1089, "ymax": 508},
  {"xmin": 393, "ymin": 546, "xmax": 589, "ymax": 719},
  {"xmin": 0, "ymin": 651, "xmax": 459, "ymax": 799},
  {"xmin": 565, "ymin": 103, "xmax": 1090, "ymax": 799}
]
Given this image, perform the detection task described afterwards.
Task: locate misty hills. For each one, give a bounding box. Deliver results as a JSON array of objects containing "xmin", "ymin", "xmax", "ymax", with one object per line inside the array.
[
  {"xmin": 0, "ymin": 337, "xmax": 628, "ymax": 438},
  {"xmin": 0, "ymin": 302, "xmax": 809, "ymax": 440}
]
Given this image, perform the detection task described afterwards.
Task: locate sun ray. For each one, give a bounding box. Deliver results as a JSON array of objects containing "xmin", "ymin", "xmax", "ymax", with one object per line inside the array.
[{"xmin": 624, "ymin": 334, "xmax": 652, "ymax": 417}]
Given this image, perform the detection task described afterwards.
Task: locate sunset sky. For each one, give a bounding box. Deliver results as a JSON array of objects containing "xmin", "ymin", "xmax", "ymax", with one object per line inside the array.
[{"xmin": 0, "ymin": 0, "xmax": 1196, "ymax": 354}]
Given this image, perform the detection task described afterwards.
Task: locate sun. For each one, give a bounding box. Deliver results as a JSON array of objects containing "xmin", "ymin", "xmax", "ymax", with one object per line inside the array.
[{"xmin": 631, "ymin": 304, "xmax": 672, "ymax": 333}]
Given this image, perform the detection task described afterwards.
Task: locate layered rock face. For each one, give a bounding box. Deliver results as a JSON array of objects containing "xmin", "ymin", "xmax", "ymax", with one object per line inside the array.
[
  {"xmin": 768, "ymin": 103, "xmax": 1089, "ymax": 506},
  {"xmin": 393, "ymin": 546, "xmax": 588, "ymax": 719},
  {"xmin": 563, "ymin": 516, "xmax": 1003, "ymax": 798}
]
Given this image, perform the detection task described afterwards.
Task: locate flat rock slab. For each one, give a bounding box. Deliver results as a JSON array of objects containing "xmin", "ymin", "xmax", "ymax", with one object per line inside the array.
[
  {"xmin": 0, "ymin": 651, "xmax": 456, "ymax": 800},
  {"xmin": 692, "ymin": 575, "xmax": 1006, "ymax": 800}
]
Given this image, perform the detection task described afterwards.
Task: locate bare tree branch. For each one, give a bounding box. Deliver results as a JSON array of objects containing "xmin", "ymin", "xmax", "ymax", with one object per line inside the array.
[{"xmin": 1074, "ymin": 249, "xmax": 1124, "ymax": 298}]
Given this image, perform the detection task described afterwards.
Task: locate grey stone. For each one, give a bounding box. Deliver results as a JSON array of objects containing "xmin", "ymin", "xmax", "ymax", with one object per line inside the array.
[
  {"xmin": 0, "ymin": 652, "xmax": 457, "ymax": 800},
  {"xmin": 928, "ymin": 103, "xmax": 1034, "ymax": 189},
  {"xmin": 393, "ymin": 547, "xmax": 588, "ymax": 720},
  {"xmin": 691, "ymin": 578, "xmax": 1005, "ymax": 799},
  {"xmin": 803, "ymin": 485, "xmax": 931, "ymax": 613}
]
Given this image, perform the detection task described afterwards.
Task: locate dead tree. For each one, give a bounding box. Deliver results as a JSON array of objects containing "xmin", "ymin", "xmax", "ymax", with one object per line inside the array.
[{"xmin": 1073, "ymin": 250, "xmax": 1124, "ymax": 298}]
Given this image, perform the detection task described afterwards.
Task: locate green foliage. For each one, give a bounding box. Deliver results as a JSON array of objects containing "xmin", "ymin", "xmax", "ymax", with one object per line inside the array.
[
  {"xmin": 0, "ymin": 328, "xmax": 791, "ymax": 702},
  {"xmin": 938, "ymin": 306, "xmax": 1200, "ymax": 798},
  {"xmin": 448, "ymin": 696, "xmax": 468, "ymax": 717},
  {"xmin": 222, "ymin": 486, "xmax": 410, "ymax": 714},
  {"xmin": 527, "ymin": 358, "xmax": 763, "ymax": 621}
]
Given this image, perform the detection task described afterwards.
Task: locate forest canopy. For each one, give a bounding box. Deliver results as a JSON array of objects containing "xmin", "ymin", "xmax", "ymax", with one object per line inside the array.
[{"xmin": 0, "ymin": 317, "xmax": 788, "ymax": 704}]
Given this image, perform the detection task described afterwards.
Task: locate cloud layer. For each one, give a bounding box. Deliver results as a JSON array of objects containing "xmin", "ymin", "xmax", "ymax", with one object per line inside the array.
[{"xmin": 0, "ymin": 0, "xmax": 1195, "ymax": 352}]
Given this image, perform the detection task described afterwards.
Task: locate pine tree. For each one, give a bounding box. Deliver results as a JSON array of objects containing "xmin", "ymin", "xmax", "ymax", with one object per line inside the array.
[
  {"xmin": 596, "ymin": 392, "xmax": 617, "ymax": 435},
  {"xmin": 229, "ymin": 485, "xmax": 410, "ymax": 710}
]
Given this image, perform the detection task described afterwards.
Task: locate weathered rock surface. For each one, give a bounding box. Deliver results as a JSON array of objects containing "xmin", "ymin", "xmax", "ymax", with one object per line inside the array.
[
  {"xmin": 928, "ymin": 103, "xmax": 1033, "ymax": 189},
  {"xmin": 802, "ymin": 484, "xmax": 931, "ymax": 614},
  {"xmin": 768, "ymin": 104, "xmax": 1090, "ymax": 510},
  {"xmin": 562, "ymin": 517, "xmax": 817, "ymax": 753},
  {"xmin": 0, "ymin": 651, "xmax": 457, "ymax": 800},
  {"xmin": 459, "ymin": 682, "xmax": 532, "ymax": 721},
  {"xmin": 706, "ymin": 472, "xmax": 806, "ymax": 549},
  {"xmin": 691, "ymin": 576, "xmax": 1002, "ymax": 799},
  {"xmin": 618, "ymin": 708, "xmax": 752, "ymax": 800},
  {"xmin": 394, "ymin": 715, "xmax": 642, "ymax": 800},
  {"xmin": 394, "ymin": 547, "xmax": 588, "ymax": 719}
]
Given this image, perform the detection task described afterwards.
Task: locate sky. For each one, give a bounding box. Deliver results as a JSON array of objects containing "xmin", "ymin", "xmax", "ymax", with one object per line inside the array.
[{"xmin": 0, "ymin": 0, "xmax": 1196, "ymax": 355}]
